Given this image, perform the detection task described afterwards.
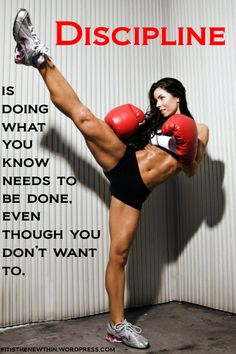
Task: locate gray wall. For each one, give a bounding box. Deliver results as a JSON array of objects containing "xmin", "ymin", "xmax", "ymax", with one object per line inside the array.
[{"xmin": 0, "ymin": 0, "xmax": 235, "ymax": 327}]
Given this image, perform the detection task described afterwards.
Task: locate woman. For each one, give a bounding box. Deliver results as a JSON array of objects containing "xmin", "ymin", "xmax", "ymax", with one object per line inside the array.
[{"xmin": 13, "ymin": 9, "xmax": 209, "ymax": 350}]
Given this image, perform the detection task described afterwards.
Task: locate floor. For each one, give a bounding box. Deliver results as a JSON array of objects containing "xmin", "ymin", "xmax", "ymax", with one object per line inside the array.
[{"xmin": 0, "ymin": 302, "xmax": 235, "ymax": 353}]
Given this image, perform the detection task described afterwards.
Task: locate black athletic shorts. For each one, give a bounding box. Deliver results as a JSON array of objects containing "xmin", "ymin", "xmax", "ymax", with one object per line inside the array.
[{"xmin": 104, "ymin": 146, "xmax": 151, "ymax": 210}]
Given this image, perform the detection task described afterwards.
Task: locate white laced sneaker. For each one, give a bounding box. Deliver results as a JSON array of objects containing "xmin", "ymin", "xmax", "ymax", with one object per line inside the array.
[
  {"xmin": 106, "ymin": 319, "xmax": 149, "ymax": 349},
  {"xmin": 13, "ymin": 8, "xmax": 51, "ymax": 68}
]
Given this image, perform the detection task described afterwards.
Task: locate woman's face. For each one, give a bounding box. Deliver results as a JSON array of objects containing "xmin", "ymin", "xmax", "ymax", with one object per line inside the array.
[{"xmin": 153, "ymin": 87, "xmax": 180, "ymax": 118}]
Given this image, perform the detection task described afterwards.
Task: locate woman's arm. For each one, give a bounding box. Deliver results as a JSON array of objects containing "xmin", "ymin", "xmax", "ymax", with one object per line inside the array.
[{"xmin": 182, "ymin": 123, "xmax": 209, "ymax": 177}]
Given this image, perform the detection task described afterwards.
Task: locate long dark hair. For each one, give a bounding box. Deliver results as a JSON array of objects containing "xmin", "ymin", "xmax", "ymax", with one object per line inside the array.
[{"xmin": 124, "ymin": 77, "xmax": 194, "ymax": 150}]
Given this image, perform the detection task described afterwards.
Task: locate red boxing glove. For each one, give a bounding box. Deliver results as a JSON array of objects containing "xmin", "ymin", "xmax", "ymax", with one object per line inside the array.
[
  {"xmin": 104, "ymin": 104, "xmax": 144, "ymax": 138},
  {"xmin": 162, "ymin": 114, "xmax": 198, "ymax": 164}
]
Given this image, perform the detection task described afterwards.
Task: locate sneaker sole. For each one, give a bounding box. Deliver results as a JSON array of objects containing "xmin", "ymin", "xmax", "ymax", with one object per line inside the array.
[
  {"xmin": 13, "ymin": 8, "xmax": 29, "ymax": 41},
  {"xmin": 105, "ymin": 332, "xmax": 122, "ymax": 343},
  {"xmin": 105, "ymin": 332, "xmax": 149, "ymax": 349}
]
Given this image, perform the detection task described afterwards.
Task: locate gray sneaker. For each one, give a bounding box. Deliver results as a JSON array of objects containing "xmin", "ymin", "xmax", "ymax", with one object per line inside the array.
[
  {"xmin": 105, "ymin": 319, "xmax": 149, "ymax": 349},
  {"xmin": 13, "ymin": 8, "xmax": 50, "ymax": 68}
]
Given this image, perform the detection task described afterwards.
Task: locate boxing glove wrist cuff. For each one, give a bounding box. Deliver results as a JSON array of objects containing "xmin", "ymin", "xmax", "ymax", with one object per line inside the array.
[{"xmin": 150, "ymin": 134, "xmax": 177, "ymax": 154}]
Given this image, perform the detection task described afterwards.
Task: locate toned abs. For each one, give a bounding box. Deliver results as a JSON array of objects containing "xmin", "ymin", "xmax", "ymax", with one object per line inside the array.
[{"xmin": 136, "ymin": 144, "xmax": 182, "ymax": 191}]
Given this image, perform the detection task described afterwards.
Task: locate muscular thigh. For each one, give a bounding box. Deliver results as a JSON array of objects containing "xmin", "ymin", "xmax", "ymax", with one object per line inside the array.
[
  {"xmin": 109, "ymin": 197, "xmax": 140, "ymax": 253},
  {"xmin": 84, "ymin": 117, "xmax": 126, "ymax": 171}
]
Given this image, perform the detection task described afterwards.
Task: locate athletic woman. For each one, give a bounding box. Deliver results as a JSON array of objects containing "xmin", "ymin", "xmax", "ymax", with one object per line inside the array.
[{"xmin": 13, "ymin": 9, "xmax": 209, "ymax": 350}]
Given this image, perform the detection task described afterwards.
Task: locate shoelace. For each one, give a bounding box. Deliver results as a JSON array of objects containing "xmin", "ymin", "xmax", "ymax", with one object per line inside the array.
[
  {"xmin": 34, "ymin": 42, "xmax": 49, "ymax": 56},
  {"xmin": 116, "ymin": 321, "xmax": 142, "ymax": 334},
  {"xmin": 30, "ymin": 25, "xmax": 49, "ymax": 57}
]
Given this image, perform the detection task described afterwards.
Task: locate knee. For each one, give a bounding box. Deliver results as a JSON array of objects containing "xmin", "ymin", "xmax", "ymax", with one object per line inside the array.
[
  {"xmin": 70, "ymin": 105, "xmax": 99, "ymax": 139},
  {"xmin": 109, "ymin": 246, "xmax": 129, "ymax": 269},
  {"xmin": 71, "ymin": 105, "xmax": 95, "ymax": 125}
]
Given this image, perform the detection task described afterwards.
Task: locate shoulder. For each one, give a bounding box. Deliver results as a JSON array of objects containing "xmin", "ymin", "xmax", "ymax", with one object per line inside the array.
[
  {"xmin": 196, "ymin": 122, "xmax": 209, "ymax": 131},
  {"xmin": 196, "ymin": 122, "xmax": 209, "ymax": 144}
]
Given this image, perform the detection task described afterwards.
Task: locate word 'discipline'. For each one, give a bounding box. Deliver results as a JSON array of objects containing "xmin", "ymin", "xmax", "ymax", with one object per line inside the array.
[{"xmin": 56, "ymin": 23, "xmax": 226, "ymax": 46}]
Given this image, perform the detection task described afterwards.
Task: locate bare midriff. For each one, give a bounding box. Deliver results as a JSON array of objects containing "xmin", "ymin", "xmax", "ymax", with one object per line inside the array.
[{"xmin": 136, "ymin": 144, "xmax": 182, "ymax": 191}]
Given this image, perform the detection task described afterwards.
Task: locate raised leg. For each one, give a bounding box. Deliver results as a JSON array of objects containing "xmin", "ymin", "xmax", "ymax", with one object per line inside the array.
[
  {"xmin": 105, "ymin": 196, "xmax": 140, "ymax": 324},
  {"xmin": 39, "ymin": 61, "xmax": 126, "ymax": 171},
  {"xmin": 13, "ymin": 8, "xmax": 126, "ymax": 171}
]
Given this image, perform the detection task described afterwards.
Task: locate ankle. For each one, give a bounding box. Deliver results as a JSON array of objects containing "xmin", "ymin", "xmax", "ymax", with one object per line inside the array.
[{"xmin": 111, "ymin": 317, "xmax": 125, "ymax": 325}]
